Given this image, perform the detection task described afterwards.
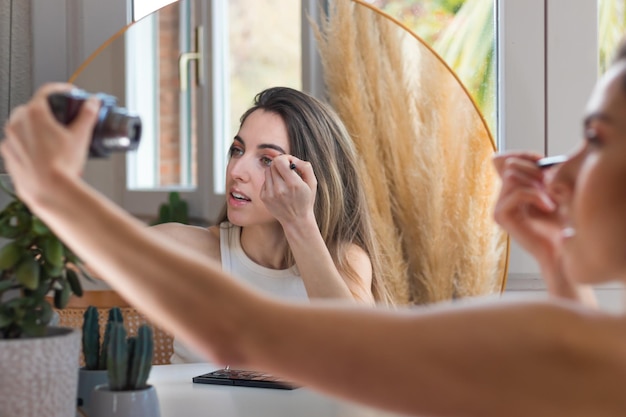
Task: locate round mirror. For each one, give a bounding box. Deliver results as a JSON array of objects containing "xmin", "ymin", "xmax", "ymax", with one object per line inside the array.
[{"xmin": 70, "ymin": 0, "xmax": 508, "ymax": 305}]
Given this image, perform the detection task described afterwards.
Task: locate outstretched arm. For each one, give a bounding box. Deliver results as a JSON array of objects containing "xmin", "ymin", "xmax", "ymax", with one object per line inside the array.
[
  {"xmin": 7, "ymin": 160, "xmax": 626, "ymax": 417},
  {"xmin": 4, "ymin": 85, "xmax": 626, "ymax": 417},
  {"xmin": 246, "ymin": 300, "xmax": 626, "ymax": 417}
]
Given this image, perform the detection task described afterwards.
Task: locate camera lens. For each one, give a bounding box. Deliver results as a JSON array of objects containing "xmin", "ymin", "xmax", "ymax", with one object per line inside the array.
[
  {"xmin": 48, "ymin": 90, "xmax": 142, "ymax": 158},
  {"xmin": 92, "ymin": 109, "xmax": 141, "ymax": 154}
]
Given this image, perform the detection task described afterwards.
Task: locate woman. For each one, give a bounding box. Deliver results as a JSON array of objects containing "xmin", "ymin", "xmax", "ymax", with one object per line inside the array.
[
  {"xmin": 154, "ymin": 87, "xmax": 392, "ymax": 362},
  {"xmin": 5, "ymin": 39, "xmax": 626, "ymax": 415}
]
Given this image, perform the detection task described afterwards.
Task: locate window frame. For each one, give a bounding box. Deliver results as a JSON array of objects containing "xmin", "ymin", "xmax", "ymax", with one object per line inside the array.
[{"xmin": 499, "ymin": 0, "xmax": 598, "ymax": 284}]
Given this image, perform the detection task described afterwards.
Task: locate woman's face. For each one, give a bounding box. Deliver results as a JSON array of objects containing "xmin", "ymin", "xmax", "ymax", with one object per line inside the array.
[
  {"xmin": 549, "ymin": 62, "xmax": 626, "ymax": 284},
  {"xmin": 225, "ymin": 109, "xmax": 290, "ymax": 227}
]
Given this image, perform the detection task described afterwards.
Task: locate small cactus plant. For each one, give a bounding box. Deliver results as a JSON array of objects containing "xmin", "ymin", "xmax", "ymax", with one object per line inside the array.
[
  {"xmin": 81, "ymin": 306, "xmax": 123, "ymax": 370},
  {"xmin": 107, "ymin": 322, "xmax": 154, "ymax": 391},
  {"xmin": 150, "ymin": 192, "xmax": 189, "ymax": 225}
]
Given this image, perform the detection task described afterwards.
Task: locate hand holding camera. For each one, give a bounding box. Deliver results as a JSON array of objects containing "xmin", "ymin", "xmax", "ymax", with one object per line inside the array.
[
  {"xmin": 47, "ymin": 89, "xmax": 142, "ymax": 158},
  {"xmin": 1, "ymin": 84, "xmax": 143, "ymax": 208}
]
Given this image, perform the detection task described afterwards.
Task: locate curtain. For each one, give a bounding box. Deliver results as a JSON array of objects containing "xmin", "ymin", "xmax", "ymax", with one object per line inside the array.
[{"xmin": 0, "ymin": 0, "xmax": 32, "ymax": 172}]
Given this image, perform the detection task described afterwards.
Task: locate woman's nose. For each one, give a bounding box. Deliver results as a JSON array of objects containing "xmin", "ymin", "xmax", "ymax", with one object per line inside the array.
[{"xmin": 228, "ymin": 158, "xmax": 249, "ymax": 182}]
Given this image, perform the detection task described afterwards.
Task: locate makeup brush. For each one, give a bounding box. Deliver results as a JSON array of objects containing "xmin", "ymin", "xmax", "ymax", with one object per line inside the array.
[{"xmin": 536, "ymin": 155, "xmax": 567, "ymax": 169}]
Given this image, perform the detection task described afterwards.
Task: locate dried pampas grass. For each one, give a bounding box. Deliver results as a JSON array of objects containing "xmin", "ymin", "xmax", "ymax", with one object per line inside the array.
[{"xmin": 314, "ymin": 0, "xmax": 508, "ymax": 305}]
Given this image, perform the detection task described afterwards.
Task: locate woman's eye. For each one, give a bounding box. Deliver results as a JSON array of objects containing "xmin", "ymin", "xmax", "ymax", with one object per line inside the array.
[
  {"xmin": 228, "ymin": 146, "xmax": 243, "ymax": 158},
  {"xmin": 585, "ymin": 128, "xmax": 603, "ymax": 146},
  {"xmin": 260, "ymin": 156, "xmax": 273, "ymax": 167}
]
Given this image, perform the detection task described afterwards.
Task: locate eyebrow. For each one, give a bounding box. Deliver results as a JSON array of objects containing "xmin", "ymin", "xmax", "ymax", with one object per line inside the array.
[{"xmin": 234, "ymin": 135, "xmax": 287, "ymax": 154}]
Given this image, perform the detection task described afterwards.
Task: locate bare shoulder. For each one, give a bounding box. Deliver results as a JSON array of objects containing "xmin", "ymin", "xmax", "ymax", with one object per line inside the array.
[
  {"xmin": 344, "ymin": 243, "xmax": 373, "ymax": 291},
  {"xmin": 345, "ymin": 244, "xmax": 372, "ymax": 268},
  {"xmin": 150, "ymin": 223, "xmax": 221, "ymax": 261}
]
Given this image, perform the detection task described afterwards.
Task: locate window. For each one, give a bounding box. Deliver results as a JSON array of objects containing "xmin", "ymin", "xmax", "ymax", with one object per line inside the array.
[
  {"xmin": 600, "ymin": 0, "xmax": 626, "ymax": 75},
  {"xmin": 216, "ymin": 0, "xmax": 302, "ymax": 193},
  {"xmin": 123, "ymin": 0, "xmax": 304, "ymax": 221},
  {"xmin": 126, "ymin": 1, "xmax": 197, "ymax": 190},
  {"xmin": 369, "ymin": 0, "xmax": 497, "ymax": 142},
  {"xmin": 366, "ymin": 0, "xmax": 620, "ymax": 281}
]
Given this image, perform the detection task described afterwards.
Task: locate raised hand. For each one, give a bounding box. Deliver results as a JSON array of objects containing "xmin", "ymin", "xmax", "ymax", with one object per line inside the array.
[
  {"xmin": 260, "ymin": 154, "xmax": 317, "ymax": 227},
  {"xmin": 493, "ymin": 151, "xmax": 596, "ymax": 305},
  {"xmin": 493, "ymin": 151, "xmax": 560, "ymax": 265},
  {"xmin": 1, "ymin": 83, "xmax": 99, "ymax": 206}
]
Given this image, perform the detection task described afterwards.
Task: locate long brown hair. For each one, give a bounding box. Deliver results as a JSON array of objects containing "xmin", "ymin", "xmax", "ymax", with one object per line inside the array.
[{"xmin": 217, "ymin": 87, "xmax": 392, "ymax": 304}]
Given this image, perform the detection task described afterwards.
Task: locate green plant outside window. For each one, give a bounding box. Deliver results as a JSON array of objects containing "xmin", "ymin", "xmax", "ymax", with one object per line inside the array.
[{"xmin": 371, "ymin": 0, "xmax": 626, "ymax": 142}]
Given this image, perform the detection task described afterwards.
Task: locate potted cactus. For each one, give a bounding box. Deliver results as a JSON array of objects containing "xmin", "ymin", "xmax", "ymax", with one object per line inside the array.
[
  {"xmin": 91, "ymin": 322, "xmax": 160, "ymax": 417},
  {"xmin": 150, "ymin": 191, "xmax": 189, "ymax": 225},
  {"xmin": 0, "ymin": 185, "xmax": 91, "ymax": 416},
  {"xmin": 77, "ymin": 306, "xmax": 123, "ymax": 415}
]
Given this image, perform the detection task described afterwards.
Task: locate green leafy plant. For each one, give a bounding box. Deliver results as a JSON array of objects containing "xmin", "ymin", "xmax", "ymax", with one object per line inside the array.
[
  {"xmin": 82, "ymin": 306, "xmax": 123, "ymax": 370},
  {"xmin": 150, "ymin": 192, "xmax": 189, "ymax": 226},
  {"xmin": 0, "ymin": 186, "xmax": 91, "ymax": 339},
  {"xmin": 107, "ymin": 322, "xmax": 154, "ymax": 391}
]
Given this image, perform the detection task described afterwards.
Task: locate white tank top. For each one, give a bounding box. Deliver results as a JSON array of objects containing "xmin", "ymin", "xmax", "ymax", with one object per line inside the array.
[
  {"xmin": 170, "ymin": 222, "xmax": 308, "ymax": 363},
  {"xmin": 219, "ymin": 222, "xmax": 308, "ymax": 300}
]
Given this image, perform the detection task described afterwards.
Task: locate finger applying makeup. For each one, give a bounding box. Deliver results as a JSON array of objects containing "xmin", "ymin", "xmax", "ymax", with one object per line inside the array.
[
  {"xmin": 289, "ymin": 161, "xmax": 303, "ymax": 178},
  {"xmin": 272, "ymin": 155, "xmax": 315, "ymax": 187},
  {"xmin": 271, "ymin": 155, "xmax": 301, "ymax": 177}
]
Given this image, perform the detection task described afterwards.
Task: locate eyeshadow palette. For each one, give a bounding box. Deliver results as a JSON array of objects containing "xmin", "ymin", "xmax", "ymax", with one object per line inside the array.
[{"xmin": 192, "ymin": 368, "xmax": 298, "ymax": 390}]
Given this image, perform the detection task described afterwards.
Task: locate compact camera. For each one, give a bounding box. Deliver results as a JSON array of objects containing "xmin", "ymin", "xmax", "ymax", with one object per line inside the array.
[{"xmin": 47, "ymin": 89, "xmax": 142, "ymax": 158}]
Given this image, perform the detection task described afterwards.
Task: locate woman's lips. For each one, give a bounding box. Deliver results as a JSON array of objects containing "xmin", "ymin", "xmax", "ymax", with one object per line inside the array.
[
  {"xmin": 228, "ymin": 191, "xmax": 251, "ymax": 207},
  {"xmin": 231, "ymin": 191, "xmax": 250, "ymax": 201}
]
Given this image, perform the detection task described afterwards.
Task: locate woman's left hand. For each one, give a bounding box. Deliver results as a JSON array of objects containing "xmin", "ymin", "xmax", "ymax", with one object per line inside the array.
[{"xmin": 260, "ymin": 154, "xmax": 317, "ymax": 226}]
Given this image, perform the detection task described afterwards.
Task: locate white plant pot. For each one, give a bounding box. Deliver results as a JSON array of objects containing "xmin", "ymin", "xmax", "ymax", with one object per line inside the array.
[
  {"xmin": 77, "ymin": 368, "xmax": 109, "ymax": 415},
  {"xmin": 0, "ymin": 326, "xmax": 81, "ymax": 417},
  {"xmin": 91, "ymin": 384, "xmax": 161, "ymax": 417}
]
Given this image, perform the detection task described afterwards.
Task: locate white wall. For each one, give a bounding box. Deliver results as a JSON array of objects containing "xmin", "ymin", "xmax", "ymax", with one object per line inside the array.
[{"xmin": 31, "ymin": 0, "xmax": 128, "ymax": 88}]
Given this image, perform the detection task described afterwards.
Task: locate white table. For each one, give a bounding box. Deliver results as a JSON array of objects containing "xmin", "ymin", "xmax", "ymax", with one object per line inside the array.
[{"xmin": 148, "ymin": 363, "xmax": 409, "ymax": 417}]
